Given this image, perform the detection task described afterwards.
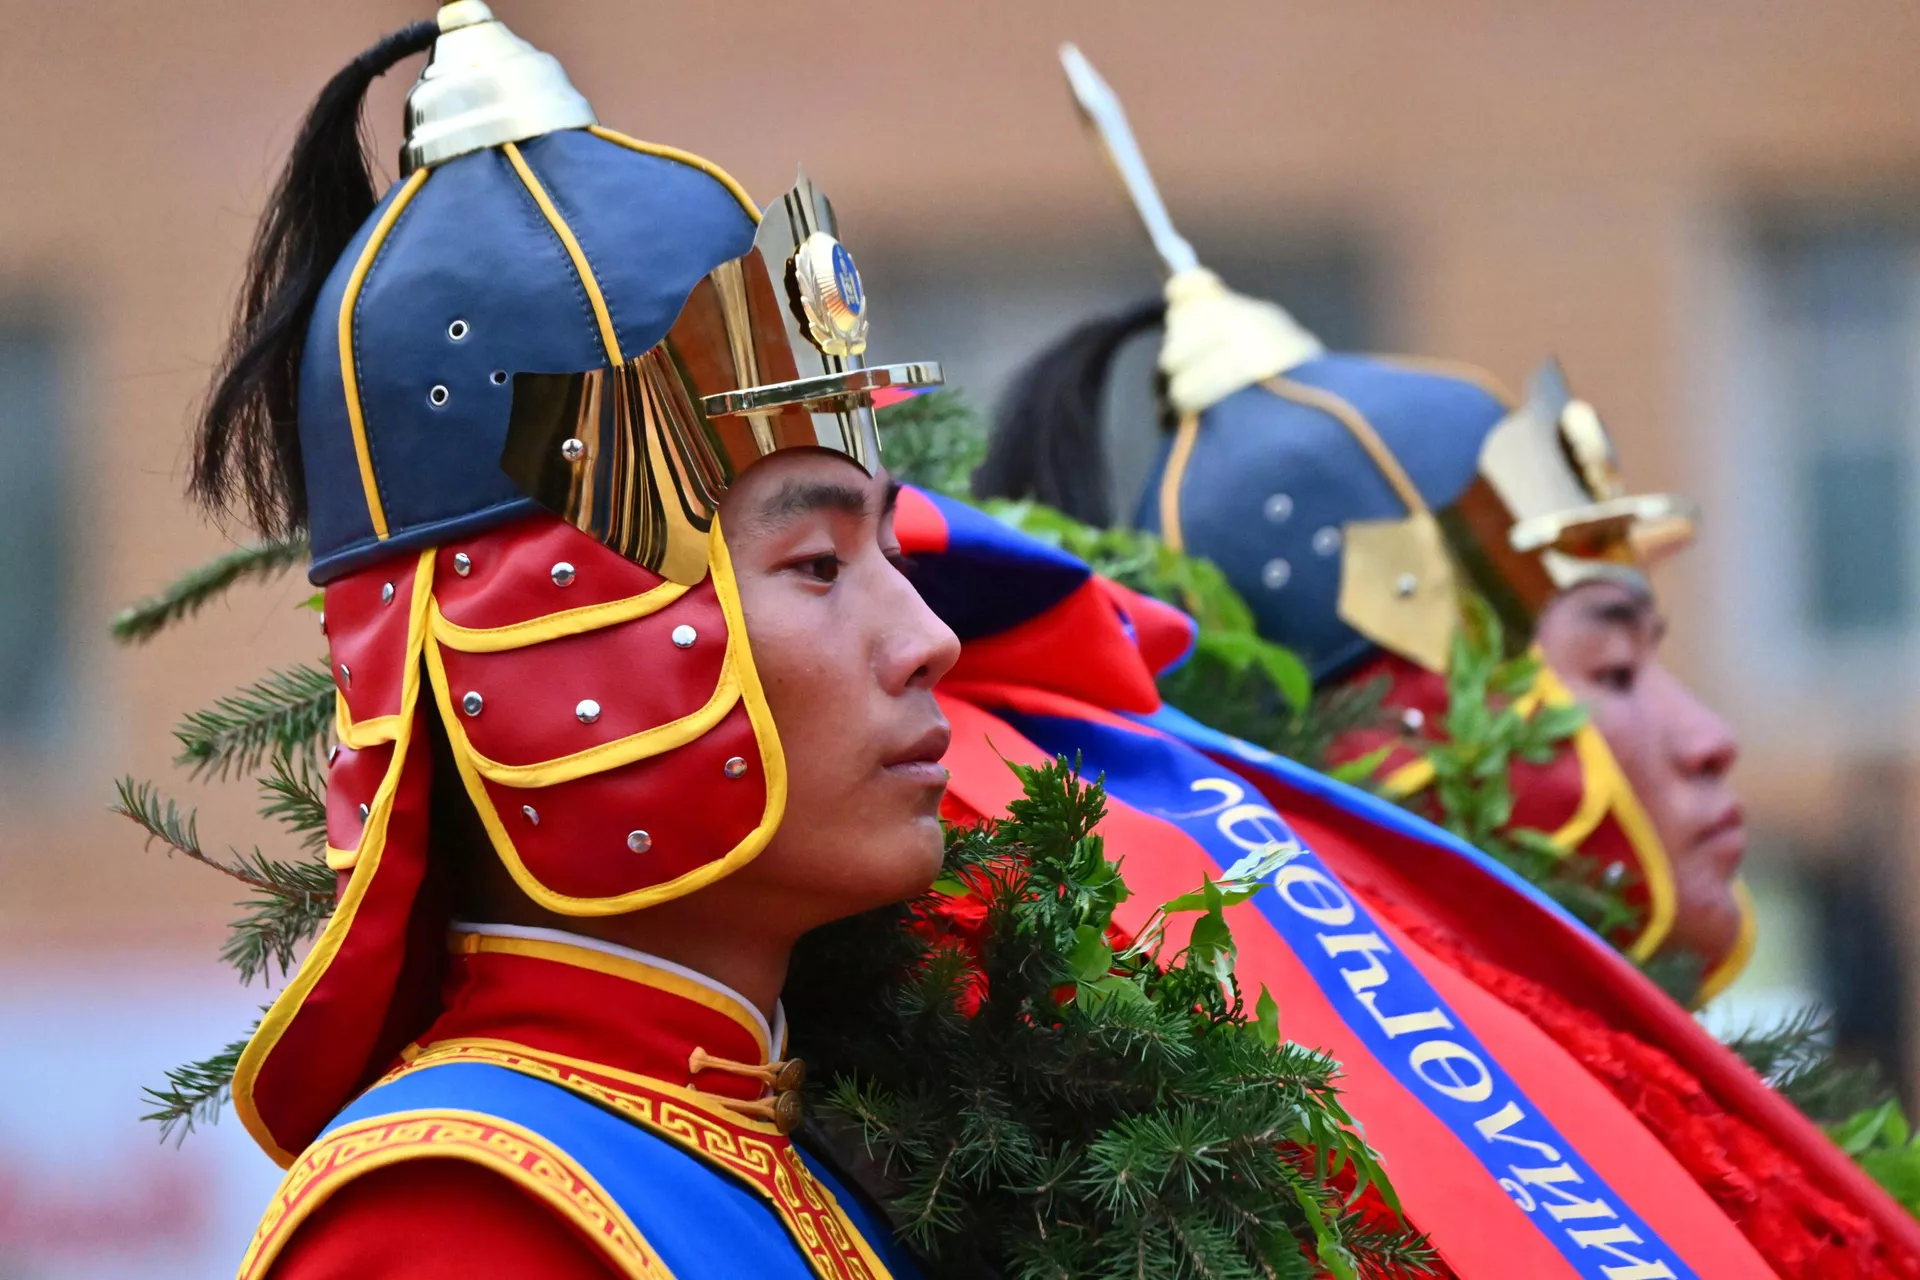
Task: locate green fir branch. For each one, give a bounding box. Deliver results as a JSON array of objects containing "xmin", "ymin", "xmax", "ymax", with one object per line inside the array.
[
  {"xmin": 111, "ymin": 539, "xmax": 310, "ymax": 645},
  {"xmin": 111, "ymin": 777, "xmax": 334, "ymax": 985},
  {"xmin": 142, "ymin": 1030, "xmax": 254, "ymax": 1144},
  {"xmin": 218, "ymin": 846, "xmax": 337, "ymax": 985},
  {"xmin": 260, "ymin": 753, "xmax": 329, "ymax": 854},
  {"xmin": 1724, "ymin": 1006, "xmax": 1893, "ymax": 1124},
  {"xmin": 173, "ymin": 662, "xmax": 336, "ymax": 780},
  {"xmin": 788, "ymin": 759, "xmax": 1435, "ymax": 1278}
]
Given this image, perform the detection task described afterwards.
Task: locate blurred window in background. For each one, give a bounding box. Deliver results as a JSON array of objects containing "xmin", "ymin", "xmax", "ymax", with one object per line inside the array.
[
  {"xmin": 1761, "ymin": 221, "xmax": 1920, "ymax": 637},
  {"xmin": 0, "ymin": 317, "xmax": 72, "ymax": 746}
]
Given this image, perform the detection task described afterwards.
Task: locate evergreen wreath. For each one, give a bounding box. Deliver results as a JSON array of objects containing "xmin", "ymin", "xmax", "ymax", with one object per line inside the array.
[{"xmin": 788, "ymin": 757, "xmax": 1434, "ymax": 1279}]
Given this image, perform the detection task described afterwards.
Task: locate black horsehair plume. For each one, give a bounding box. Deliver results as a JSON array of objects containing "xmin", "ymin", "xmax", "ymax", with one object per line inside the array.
[
  {"xmin": 974, "ymin": 299, "xmax": 1165, "ymax": 526},
  {"xmin": 190, "ymin": 20, "xmax": 438, "ymax": 538}
]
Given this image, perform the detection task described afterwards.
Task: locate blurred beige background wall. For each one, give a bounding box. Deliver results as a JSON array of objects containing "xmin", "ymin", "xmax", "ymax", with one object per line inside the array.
[{"xmin": 3, "ymin": 4, "xmax": 1920, "ymax": 1266}]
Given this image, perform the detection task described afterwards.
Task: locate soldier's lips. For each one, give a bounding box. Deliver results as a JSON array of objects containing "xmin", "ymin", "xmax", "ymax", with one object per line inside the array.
[
  {"xmin": 883, "ymin": 723, "xmax": 952, "ymax": 787},
  {"xmin": 1693, "ymin": 806, "xmax": 1747, "ymax": 870}
]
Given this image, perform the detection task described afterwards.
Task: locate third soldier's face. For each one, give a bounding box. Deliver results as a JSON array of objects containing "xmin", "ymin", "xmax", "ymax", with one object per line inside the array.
[
  {"xmin": 1535, "ymin": 581, "xmax": 1746, "ymax": 967},
  {"xmin": 715, "ymin": 451, "xmax": 960, "ymax": 933}
]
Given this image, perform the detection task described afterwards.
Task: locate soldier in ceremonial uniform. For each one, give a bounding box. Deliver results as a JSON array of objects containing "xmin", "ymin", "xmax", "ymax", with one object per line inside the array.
[
  {"xmin": 197, "ymin": 6, "xmax": 957, "ymax": 1276},
  {"xmin": 981, "ymin": 46, "xmax": 1745, "ymax": 1000},
  {"xmin": 947, "ymin": 46, "xmax": 1920, "ymax": 1278}
]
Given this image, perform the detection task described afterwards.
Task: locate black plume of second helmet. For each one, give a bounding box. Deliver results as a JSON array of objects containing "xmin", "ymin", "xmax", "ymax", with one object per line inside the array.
[{"xmin": 982, "ymin": 47, "xmax": 1749, "ymax": 996}]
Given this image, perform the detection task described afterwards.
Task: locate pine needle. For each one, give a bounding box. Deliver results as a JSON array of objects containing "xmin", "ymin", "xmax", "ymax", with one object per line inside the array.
[
  {"xmin": 110, "ymin": 777, "xmax": 335, "ymax": 984},
  {"xmin": 111, "ymin": 539, "xmax": 309, "ymax": 645},
  {"xmin": 259, "ymin": 753, "xmax": 328, "ymax": 854},
  {"xmin": 142, "ymin": 1029, "xmax": 254, "ymax": 1143},
  {"xmin": 173, "ymin": 662, "xmax": 336, "ymax": 780}
]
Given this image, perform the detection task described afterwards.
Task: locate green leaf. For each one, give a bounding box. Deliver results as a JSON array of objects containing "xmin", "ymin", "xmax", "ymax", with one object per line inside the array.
[
  {"xmin": 1327, "ymin": 743, "xmax": 1396, "ymax": 786},
  {"xmin": 1527, "ymin": 703, "xmax": 1590, "ymax": 743},
  {"xmin": 1255, "ymin": 985, "xmax": 1281, "ymax": 1049},
  {"xmin": 1187, "ymin": 910, "xmax": 1237, "ymax": 983},
  {"xmin": 1067, "ymin": 924, "xmax": 1114, "ymax": 983}
]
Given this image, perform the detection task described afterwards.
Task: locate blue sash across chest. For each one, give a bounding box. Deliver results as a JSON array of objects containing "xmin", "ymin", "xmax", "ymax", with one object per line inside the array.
[{"xmin": 326, "ymin": 1061, "xmax": 919, "ymax": 1280}]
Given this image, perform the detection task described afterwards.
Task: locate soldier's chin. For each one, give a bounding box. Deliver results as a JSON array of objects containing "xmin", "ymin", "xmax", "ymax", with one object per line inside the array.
[
  {"xmin": 856, "ymin": 811, "xmax": 948, "ymax": 912},
  {"xmin": 1664, "ymin": 881, "xmax": 1744, "ymax": 972}
]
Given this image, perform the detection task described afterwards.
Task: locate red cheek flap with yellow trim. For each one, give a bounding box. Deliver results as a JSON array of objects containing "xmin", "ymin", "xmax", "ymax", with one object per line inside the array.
[
  {"xmin": 436, "ymin": 594, "xmax": 729, "ymax": 765},
  {"xmin": 1326, "ymin": 654, "xmax": 1673, "ymax": 960},
  {"xmin": 425, "ymin": 516, "xmax": 783, "ymax": 916}
]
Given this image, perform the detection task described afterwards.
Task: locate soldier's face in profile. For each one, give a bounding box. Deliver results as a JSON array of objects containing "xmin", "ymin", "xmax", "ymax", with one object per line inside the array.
[
  {"xmin": 1535, "ymin": 580, "xmax": 1746, "ymax": 966},
  {"xmin": 717, "ymin": 450, "xmax": 960, "ymax": 931}
]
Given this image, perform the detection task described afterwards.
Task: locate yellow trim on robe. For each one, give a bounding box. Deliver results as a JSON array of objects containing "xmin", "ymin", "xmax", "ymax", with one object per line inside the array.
[
  {"xmin": 234, "ymin": 1108, "xmax": 675, "ymax": 1280},
  {"xmin": 233, "ymin": 551, "xmax": 437, "ymax": 1166},
  {"xmin": 502, "ymin": 141, "xmax": 624, "ymax": 366},
  {"xmin": 586, "ymin": 126, "xmax": 760, "ymax": 222},
  {"xmin": 338, "ymin": 169, "xmax": 430, "ymax": 541},
  {"xmin": 445, "ymin": 935, "xmax": 771, "ymax": 1061},
  {"xmin": 1157, "ymin": 411, "xmax": 1202, "ymax": 554},
  {"xmin": 430, "ymin": 579, "xmax": 689, "ymax": 653},
  {"xmin": 426, "ymin": 516, "xmax": 789, "ymax": 917},
  {"xmin": 379, "ymin": 1049, "xmax": 895, "ymax": 1280},
  {"xmin": 402, "ymin": 1036, "xmax": 784, "ymax": 1136}
]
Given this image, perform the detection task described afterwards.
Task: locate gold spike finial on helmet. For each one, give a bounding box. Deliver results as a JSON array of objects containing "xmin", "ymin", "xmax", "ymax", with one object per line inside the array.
[
  {"xmin": 1058, "ymin": 44, "xmax": 1321, "ymax": 413},
  {"xmin": 401, "ymin": 2, "xmax": 597, "ymax": 175}
]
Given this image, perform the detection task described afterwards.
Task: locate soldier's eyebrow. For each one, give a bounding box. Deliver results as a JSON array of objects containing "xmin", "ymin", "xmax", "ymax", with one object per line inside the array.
[
  {"xmin": 1583, "ymin": 593, "xmax": 1667, "ymax": 643},
  {"xmin": 744, "ymin": 477, "xmax": 891, "ymax": 537}
]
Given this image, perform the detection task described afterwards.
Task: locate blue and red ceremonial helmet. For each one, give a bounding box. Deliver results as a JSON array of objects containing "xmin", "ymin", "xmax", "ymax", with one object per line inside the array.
[
  {"xmin": 981, "ymin": 47, "xmax": 1746, "ymax": 993},
  {"xmin": 229, "ymin": 1, "xmax": 940, "ymax": 1163}
]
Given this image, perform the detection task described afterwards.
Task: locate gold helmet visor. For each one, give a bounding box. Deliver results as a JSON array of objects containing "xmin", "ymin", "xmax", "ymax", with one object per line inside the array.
[{"xmin": 500, "ymin": 173, "xmax": 941, "ymax": 584}]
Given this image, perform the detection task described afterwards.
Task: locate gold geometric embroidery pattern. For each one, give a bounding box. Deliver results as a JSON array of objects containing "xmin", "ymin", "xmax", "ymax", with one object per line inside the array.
[
  {"xmin": 385, "ymin": 1043, "xmax": 893, "ymax": 1280},
  {"xmin": 235, "ymin": 1108, "xmax": 674, "ymax": 1280}
]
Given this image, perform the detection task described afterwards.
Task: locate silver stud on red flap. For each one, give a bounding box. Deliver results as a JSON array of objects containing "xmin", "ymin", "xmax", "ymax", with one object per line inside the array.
[
  {"xmin": 724, "ymin": 756, "xmax": 748, "ymax": 778},
  {"xmin": 453, "ymin": 552, "xmax": 472, "ymax": 576},
  {"xmin": 575, "ymin": 699, "xmax": 601, "ymax": 724},
  {"xmin": 462, "ymin": 691, "xmax": 484, "ymax": 716},
  {"xmin": 551, "ymin": 561, "xmax": 576, "ymax": 587},
  {"xmin": 672, "ymin": 625, "xmax": 697, "ymax": 649},
  {"xmin": 381, "ymin": 581, "xmax": 395, "ymax": 605},
  {"xmin": 627, "ymin": 830, "xmax": 651, "ymax": 853}
]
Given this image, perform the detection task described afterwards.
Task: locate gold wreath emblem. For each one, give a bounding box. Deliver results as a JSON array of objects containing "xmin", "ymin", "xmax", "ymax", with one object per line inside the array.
[{"xmin": 791, "ymin": 231, "xmax": 869, "ymax": 358}]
